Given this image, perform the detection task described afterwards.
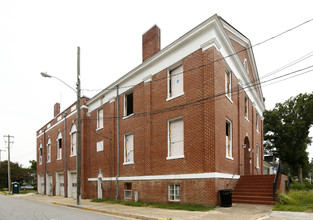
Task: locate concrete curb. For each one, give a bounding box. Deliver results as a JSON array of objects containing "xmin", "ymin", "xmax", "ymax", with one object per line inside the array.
[{"xmin": 51, "ymin": 201, "xmax": 167, "ymax": 220}]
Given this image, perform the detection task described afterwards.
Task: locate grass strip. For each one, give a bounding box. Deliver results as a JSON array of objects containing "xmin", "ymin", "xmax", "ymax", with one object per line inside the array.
[{"xmin": 91, "ymin": 198, "xmax": 215, "ymax": 211}]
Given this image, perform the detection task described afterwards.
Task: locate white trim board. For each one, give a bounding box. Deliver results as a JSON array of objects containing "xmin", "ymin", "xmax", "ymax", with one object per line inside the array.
[{"xmin": 88, "ymin": 172, "xmax": 240, "ymax": 182}]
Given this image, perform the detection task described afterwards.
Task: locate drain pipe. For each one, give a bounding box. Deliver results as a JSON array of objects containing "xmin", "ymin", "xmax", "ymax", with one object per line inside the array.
[
  {"xmin": 43, "ymin": 128, "xmax": 46, "ymax": 195},
  {"xmin": 116, "ymin": 85, "xmax": 119, "ymax": 200},
  {"xmin": 64, "ymin": 112, "xmax": 67, "ymax": 197}
]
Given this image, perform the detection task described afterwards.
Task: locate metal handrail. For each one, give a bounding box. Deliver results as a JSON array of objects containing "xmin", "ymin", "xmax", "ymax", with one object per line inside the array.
[
  {"xmin": 227, "ymin": 164, "xmax": 242, "ymax": 187},
  {"xmin": 273, "ymin": 162, "xmax": 281, "ymax": 201}
]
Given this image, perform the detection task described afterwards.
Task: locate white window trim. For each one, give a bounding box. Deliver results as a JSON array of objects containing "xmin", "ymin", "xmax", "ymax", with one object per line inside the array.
[
  {"xmin": 70, "ymin": 124, "xmax": 77, "ymax": 157},
  {"xmin": 256, "ymin": 113, "xmax": 260, "ymax": 133},
  {"xmin": 123, "ymin": 132, "xmax": 134, "ymax": 165},
  {"xmin": 225, "ymin": 71, "xmax": 232, "ymax": 102},
  {"xmin": 123, "ymin": 91, "xmax": 134, "ymax": 118},
  {"xmin": 97, "ymin": 140, "xmax": 104, "ymax": 152},
  {"xmin": 167, "ymin": 65, "xmax": 184, "ymax": 101},
  {"xmin": 39, "ymin": 143, "xmax": 42, "ymax": 165},
  {"xmin": 167, "ymin": 117, "xmax": 184, "ymax": 160},
  {"xmin": 245, "ymin": 96, "xmax": 249, "ymax": 122},
  {"xmin": 168, "ymin": 184, "xmax": 180, "ymax": 202},
  {"xmin": 97, "ymin": 108, "xmax": 104, "ymax": 130},
  {"xmin": 47, "ymin": 138, "xmax": 51, "ymax": 163},
  {"xmin": 256, "ymin": 144, "xmax": 260, "ymax": 168},
  {"xmin": 226, "ymin": 118, "xmax": 233, "ymax": 160},
  {"xmin": 57, "ymin": 132, "xmax": 62, "ymax": 160}
]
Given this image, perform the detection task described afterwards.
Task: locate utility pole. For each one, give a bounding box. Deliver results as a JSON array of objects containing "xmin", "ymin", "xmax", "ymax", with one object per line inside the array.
[
  {"xmin": 76, "ymin": 46, "xmax": 82, "ymax": 205},
  {"xmin": 3, "ymin": 135, "xmax": 14, "ymax": 194},
  {"xmin": 0, "ymin": 149, "xmax": 5, "ymax": 162}
]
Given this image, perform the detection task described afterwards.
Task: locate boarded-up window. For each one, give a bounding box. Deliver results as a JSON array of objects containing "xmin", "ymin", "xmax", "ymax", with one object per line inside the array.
[
  {"xmin": 256, "ymin": 144, "xmax": 260, "ymax": 168},
  {"xmin": 97, "ymin": 141, "xmax": 104, "ymax": 152},
  {"xmin": 168, "ymin": 118, "xmax": 184, "ymax": 158},
  {"xmin": 245, "ymin": 96, "xmax": 249, "ymax": 119},
  {"xmin": 124, "ymin": 133, "xmax": 134, "ymax": 163},
  {"xmin": 47, "ymin": 139, "xmax": 51, "ymax": 163},
  {"xmin": 39, "ymin": 143, "xmax": 42, "ymax": 165},
  {"xmin": 225, "ymin": 71, "xmax": 231, "ymax": 98},
  {"xmin": 256, "ymin": 113, "xmax": 259, "ymax": 132},
  {"xmin": 169, "ymin": 65, "xmax": 184, "ymax": 98},
  {"xmin": 97, "ymin": 109, "xmax": 103, "ymax": 129},
  {"xmin": 70, "ymin": 124, "xmax": 77, "ymax": 156},
  {"xmin": 226, "ymin": 119, "xmax": 232, "ymax": 158}
]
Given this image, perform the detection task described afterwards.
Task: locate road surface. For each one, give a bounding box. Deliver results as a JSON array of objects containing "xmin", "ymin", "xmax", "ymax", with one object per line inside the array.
[{"xmin": 0, "ymin": 194, "xmax": 130, "ymax": 220}]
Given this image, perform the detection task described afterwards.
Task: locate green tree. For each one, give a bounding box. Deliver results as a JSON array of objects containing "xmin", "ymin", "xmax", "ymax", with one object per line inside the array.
[{"xmin": 264, "ymin": 93, "xmax": 313, "ymax": 183}]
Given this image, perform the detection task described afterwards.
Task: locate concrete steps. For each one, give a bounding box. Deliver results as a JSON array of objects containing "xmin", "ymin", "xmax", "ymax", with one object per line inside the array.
[{"xmin": 232, "ymin": 175, "xmax": 277, "ymax": 205}]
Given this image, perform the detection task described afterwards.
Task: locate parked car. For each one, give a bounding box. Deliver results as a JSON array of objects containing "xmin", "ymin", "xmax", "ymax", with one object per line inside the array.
[{"xmin": 20, "ymin": 185, "xmax": 34, "ymax": 190}]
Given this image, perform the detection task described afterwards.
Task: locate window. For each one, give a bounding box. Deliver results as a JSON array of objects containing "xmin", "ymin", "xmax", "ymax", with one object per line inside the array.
[
  {"xmin": 256, "ymin": 144, "xmax": 260, "ymax": 168},
  {"xmin": 226, "ymin": 119, "xmax": 232, "ymax": 159},
  {"xmin": 244, "ymin": 59, "xmax": 249, "ymax": 75},
  {"xmin": 39, "ymin": 143, "xmax": 42, "ymax": 165},
  {"xmin": 124, "ymin": 183, "xmax": 132, "ymax": 200},
  {"xmin": 225, "ymin": 71, "xmax": 231, "ymax": 98},
  {"xmin": 70, "ymin": 124, "xmax": 77, "ymax": 156},
  {"xmin": 245, "ymin": 96, "xmax": 249, "ymax": 119},
  {"xmin": 168, "ymin": 118, "xmax": 184, "ymax": 159},
  {"xmin": 256, "ymin": 113, "xmax": 259, "ymax": 132},
  {"xmin": 47, "ymin": 138, "xmax": 51, "ymax": 163},
  {"xmin": 168, "ymin": 184, "xmax": 180, "ymax": 201},
  {"xmin": 97, "ymin": 141, "xmax": 104, "ymax": 152},
  {"xmin": 168, "ymin": 65, "xmax": 184, "ymax": 99},
  {"xmin": 57, "ymin": 132, "xmax": 62, "ymax": 160},
  {"xmin": 97, "ymin": 108, "xmax": 103, "ymax": 129},
  {"xmin": 124, "ymin": 133, "xmax": 134, "ymax": 164},
  {"xmin": 124, "ymin": 92, "xmax": 133, "ymax": 117}
]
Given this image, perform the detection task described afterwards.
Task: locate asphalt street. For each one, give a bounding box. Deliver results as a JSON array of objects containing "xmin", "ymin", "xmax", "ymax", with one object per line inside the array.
[{"xmin": 0, "ymin": 194, "xmax": 129, "ymax": 220}]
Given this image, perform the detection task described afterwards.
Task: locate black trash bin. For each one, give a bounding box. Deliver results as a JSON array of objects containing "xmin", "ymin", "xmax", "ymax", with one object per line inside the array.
[
  {"xmin": 12, "ymin": 182, "xmax": 20, "ymax": 194},
  {"xmin": 219, "ymin": 189, "xmax": 232, "ymax": 207}
]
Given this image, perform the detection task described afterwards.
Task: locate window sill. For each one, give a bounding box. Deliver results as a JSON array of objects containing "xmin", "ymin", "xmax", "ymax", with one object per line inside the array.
[
  {"xmin": 166, "ymin": 155, "xmax": 184, "ymax": 160},
  {"xmin": 226, "ymin": 95, "xmax": 233, "ymax": 104},
  {"xmin": 57, "ymin": 158, "xmax": 62, "ymax": 161},
  {"xmin": 256, "ymin": 130, "xmax": 260, "ymax": 134},
  {"xmin": 123, "ymin": 113, "xmax": 134, "ymax": 120},
  {"xmin": 226, "ymin": 156, "xmax": 234, "ymax": 160},
  {"xmin": 70, "ymin": 154, "xmax": 76, "ymax": 157},
  {"xmin": 166, "ymin": 93, "xmax": 184, "ymax": 102},
  {"xmin": 96, "ymin": 127, "xmax": 103, "ymax": 131},
  {"xmin": 168, "ymin": 199, "xmax": 180, "ymax": 202},
  {"xmin": 47, "ymin": 161, "xmax": 51, "ymax": 163},
  {"xmin": 123, "ymin": 162, "xmax": 134, "ymax": 165}
]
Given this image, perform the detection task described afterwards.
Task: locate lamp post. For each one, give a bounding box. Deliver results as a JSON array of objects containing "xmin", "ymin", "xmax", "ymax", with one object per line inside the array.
[{"xmin": 40, "ymin": 47, "xmax": 82, "ymax": 205}]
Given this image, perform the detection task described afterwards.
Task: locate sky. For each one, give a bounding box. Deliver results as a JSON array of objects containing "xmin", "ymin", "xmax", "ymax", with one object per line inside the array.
[{"xmin": 0, "ymin": 0, "xmax": 313, "ymax": 168}]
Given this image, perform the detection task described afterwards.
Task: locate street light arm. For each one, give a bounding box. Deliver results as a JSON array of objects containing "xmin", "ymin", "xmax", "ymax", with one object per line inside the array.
[{"xmin": 40, "ymin": 72, "xmax": 77, "ymax": 93}]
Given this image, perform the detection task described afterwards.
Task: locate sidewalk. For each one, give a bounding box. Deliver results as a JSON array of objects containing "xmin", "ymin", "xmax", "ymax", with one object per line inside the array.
[{"xmin": 9, "ymin": 193, "xmax": 313, "ymax": 220}]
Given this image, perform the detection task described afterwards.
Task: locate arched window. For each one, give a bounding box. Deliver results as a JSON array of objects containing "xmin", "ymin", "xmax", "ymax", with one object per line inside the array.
[
  {"xmin": 70, "ymin": 124, "xmax": 77, "ymax": 156},
  {"xmin": 57, "ymin": 132, "xmax": 62, "ymax": 160},
  {"xmin": 47, "ymin": 138, "xmax": 51, "ymax": 163}
]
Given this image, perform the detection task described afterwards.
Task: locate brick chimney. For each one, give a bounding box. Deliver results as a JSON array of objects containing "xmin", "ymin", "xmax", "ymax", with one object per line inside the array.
[
  {"xmin": 142, "ymin": 25, "xmax": 161, "ymax": 62},
  {"xmin": 54, "ymin": 103, "xmax": 60, "ymax": 117}
]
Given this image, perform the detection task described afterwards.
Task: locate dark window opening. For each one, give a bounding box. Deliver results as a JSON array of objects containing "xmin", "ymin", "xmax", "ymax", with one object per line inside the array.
[
  {"xmin": 125, "ymin": 92, "xmax": 133, "ymax": 116},
  {"xmin": 58, "ymin": 139, "xmax": 62, "ymax": 149}
]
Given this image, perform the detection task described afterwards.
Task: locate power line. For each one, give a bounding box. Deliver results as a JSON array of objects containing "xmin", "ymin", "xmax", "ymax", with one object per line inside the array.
[
  {"xmin": 81, "ymin": 17, "xmax": 313, "ymax": 92},
  {"xmin": 84, "ymin": 64, "xmax": 313, "ymax": 121}
]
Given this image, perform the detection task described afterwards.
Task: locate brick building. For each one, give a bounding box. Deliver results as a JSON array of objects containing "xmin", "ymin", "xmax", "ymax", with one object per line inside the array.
[{"xmin": 37, "ymin": 14, "xmax": 264, "ymax": 205}]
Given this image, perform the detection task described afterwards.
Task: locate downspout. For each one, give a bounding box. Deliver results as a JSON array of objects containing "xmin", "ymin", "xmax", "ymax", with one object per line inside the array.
[
  {"xmin": 116, "ymin": 85, "xmax": 119, "ymax": 200},
  {"xmin": 64, "ymin": 112, "xmax": 67, "ymax": 197},
  {"xmin": 43, "ymin": 128, "xmax": 46, "ymax": 195}
]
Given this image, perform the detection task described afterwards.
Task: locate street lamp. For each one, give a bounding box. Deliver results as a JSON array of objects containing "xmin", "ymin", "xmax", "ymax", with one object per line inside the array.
[{"xmin": 40, "ymin": 47, "xmax": 82, "ymax": 205}]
